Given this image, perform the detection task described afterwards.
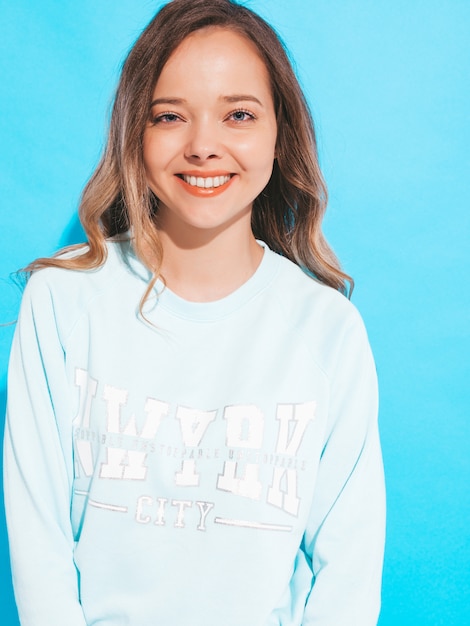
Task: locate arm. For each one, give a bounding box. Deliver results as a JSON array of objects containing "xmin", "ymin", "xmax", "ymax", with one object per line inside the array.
[
  {"xmin": 302, "ymin": 312, "xmax": 385, "ymax": 625},
  {"xmin": 3, "ymin": 277, "xmax": 87, "ymax": 625}
]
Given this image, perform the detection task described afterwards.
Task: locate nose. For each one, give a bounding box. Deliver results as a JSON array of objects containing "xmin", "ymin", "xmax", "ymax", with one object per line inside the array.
[{"xmin": 184, "ymin": 119, "xmax": 222, "ymax": 162}]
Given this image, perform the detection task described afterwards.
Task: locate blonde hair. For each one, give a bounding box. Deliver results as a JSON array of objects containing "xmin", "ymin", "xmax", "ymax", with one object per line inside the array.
[{"xmin": 28, "ymin": 0, "xmax": 353, "ymax": 299}]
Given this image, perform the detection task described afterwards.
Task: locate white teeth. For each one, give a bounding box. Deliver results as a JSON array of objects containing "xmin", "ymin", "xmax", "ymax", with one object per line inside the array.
[{"xmin": 182, "ymin": 174, "xmax": 231, "ymax": 188}]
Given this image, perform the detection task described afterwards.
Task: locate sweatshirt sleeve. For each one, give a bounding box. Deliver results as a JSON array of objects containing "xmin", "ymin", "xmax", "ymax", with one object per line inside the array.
[
  {"xmin": 302, "ymin": 310, "xmax": 386, "ymax": 625},
  {"xmin": 3, "ymin": 276, "xmax": 88, "ymax": 626}
]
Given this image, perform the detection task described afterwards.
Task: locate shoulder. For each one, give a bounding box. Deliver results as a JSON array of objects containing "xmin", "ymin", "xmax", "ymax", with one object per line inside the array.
[
  {"xmin": 26, "ymin": 240, "xmax": 123, "ymax": 295},
  {"xmin": 268, "ymin": 250, "xmax": 372, "ymax": 376},
  {"xmin": 271, "ymin": 250, "xmax": 363, "ymax": 329},
  {"xmin": 20, "ymin": 238, "xmax": 145, "ymax": 340}
]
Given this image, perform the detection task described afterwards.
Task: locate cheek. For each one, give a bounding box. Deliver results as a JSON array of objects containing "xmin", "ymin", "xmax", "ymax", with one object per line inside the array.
[
  {"xmin": 257, "ymin": 126, "xmax": 277, "ymax": 161},
  {"xmin": 237, "ymin": 135, "xmax": 276, "ymax": 173},
  {"xmin": 255, "ymin": 134, "xmax": 277, "ymax": 187},
  {"xmin": 142, "ymin": 136, "xmax": 153, "ymax": 173},
  {"xmin": 252, "ymin": 146, "xmax": 277, "ymax": 179},
  {"xmin": 143, "ymin": 138, "xmax": 164, "ymax": 180}
]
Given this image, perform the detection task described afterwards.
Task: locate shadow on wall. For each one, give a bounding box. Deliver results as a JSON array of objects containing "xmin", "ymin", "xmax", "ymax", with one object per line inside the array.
[{"xmin": 59, "ymin": 214, "xmax": 87, "ymax": 248}]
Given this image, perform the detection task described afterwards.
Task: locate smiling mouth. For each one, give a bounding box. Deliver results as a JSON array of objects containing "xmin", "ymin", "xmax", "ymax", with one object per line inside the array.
[
  {"xmin": 175, "ymin": 172, "xmax": 235, "ymax": 197},
  {"xmin": 178, "ymin": 174, "xmax": 232, "ymax": 189}
]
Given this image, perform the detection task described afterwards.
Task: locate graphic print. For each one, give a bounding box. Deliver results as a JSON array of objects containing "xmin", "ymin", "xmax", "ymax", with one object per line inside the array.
[{"xmin": 73, "ymin": 368, "xmax": 317, "ymax": 533}]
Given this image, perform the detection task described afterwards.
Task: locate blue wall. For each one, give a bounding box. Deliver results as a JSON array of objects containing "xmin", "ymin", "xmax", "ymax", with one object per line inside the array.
[{"xmin": 1, "ymin": 1, "xmax": 468, "ymax": 624}]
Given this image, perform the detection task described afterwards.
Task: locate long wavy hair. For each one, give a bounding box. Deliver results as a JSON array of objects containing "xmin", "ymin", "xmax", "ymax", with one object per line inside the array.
[{"xmin": 27, "ymin": 0, "xmax": 353, "ymax": 298}]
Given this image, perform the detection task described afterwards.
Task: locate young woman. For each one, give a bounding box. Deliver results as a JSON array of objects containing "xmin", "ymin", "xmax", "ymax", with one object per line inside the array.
[{"xmin": 4, "ymin": 1, "xmax": 385, "ymax": 624}]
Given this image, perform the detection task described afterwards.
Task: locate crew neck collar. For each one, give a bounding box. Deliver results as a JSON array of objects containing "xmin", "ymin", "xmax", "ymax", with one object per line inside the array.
[
  {"xmin": 153, "ymin": 241, "xmax": 279, "ymax": 322},
  {"xmin": 114, "ymin": 237, "xmax": 281, "ymax": 322}
]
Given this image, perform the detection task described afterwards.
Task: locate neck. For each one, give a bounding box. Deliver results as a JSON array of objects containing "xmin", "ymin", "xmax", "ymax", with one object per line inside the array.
[{"xmin": 155, "ymin": 217, "xmax": 263, "ymax": 302}]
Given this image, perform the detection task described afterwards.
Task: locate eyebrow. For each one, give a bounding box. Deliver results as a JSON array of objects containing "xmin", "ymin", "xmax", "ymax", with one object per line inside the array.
[
  {"xmin": 221, "ymin": 94, "xmax": 263, "ymax": 106},
  {"xmin": 149, "ymin": 94, "xmax": 264, "ymax": 108},
  {"xmin": 150, "ymin": 97, "xmax": 186, "ymax": 107}
]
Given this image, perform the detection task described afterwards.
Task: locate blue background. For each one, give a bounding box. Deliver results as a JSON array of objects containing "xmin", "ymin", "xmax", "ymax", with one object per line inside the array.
[{"xmin": 1, "ymin": 1, "xmax": 469, "ymax": 624}]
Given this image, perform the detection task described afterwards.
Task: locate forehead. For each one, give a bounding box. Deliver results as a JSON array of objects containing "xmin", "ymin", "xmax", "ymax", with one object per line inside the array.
[{"xmin": 153, "ymin": 26, "xmax": 272, "ymax": 97}]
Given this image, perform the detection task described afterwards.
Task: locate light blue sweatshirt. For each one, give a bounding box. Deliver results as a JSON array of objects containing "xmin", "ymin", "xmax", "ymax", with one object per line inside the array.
[{"xmin": 4, "ymin": 239, "xmax": 385, "ymax": 625}]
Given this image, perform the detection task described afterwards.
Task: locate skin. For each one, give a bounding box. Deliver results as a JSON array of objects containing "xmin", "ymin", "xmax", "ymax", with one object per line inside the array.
[{"xmin": 143, "ymin": 27, "xmax": 277, "ymax": 301}]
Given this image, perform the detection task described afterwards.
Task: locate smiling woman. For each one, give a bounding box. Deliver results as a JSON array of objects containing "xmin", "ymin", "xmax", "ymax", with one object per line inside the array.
[
  {"xmin": 142, "ymin": 27, "xmax": 277, "ymax": 298},
  {"xmin": 143, "ymin": 28, "xmax": 277, "ymax": 223},
  {"xmin": 3, "ymin": 1, "xmax": 385, "ymax": 625}
]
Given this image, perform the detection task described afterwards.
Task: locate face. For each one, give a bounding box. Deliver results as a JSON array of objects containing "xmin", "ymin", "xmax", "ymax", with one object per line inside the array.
[{"xmin": 143, "ymin": 27, "xmax": 277, "ymax": 237}]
